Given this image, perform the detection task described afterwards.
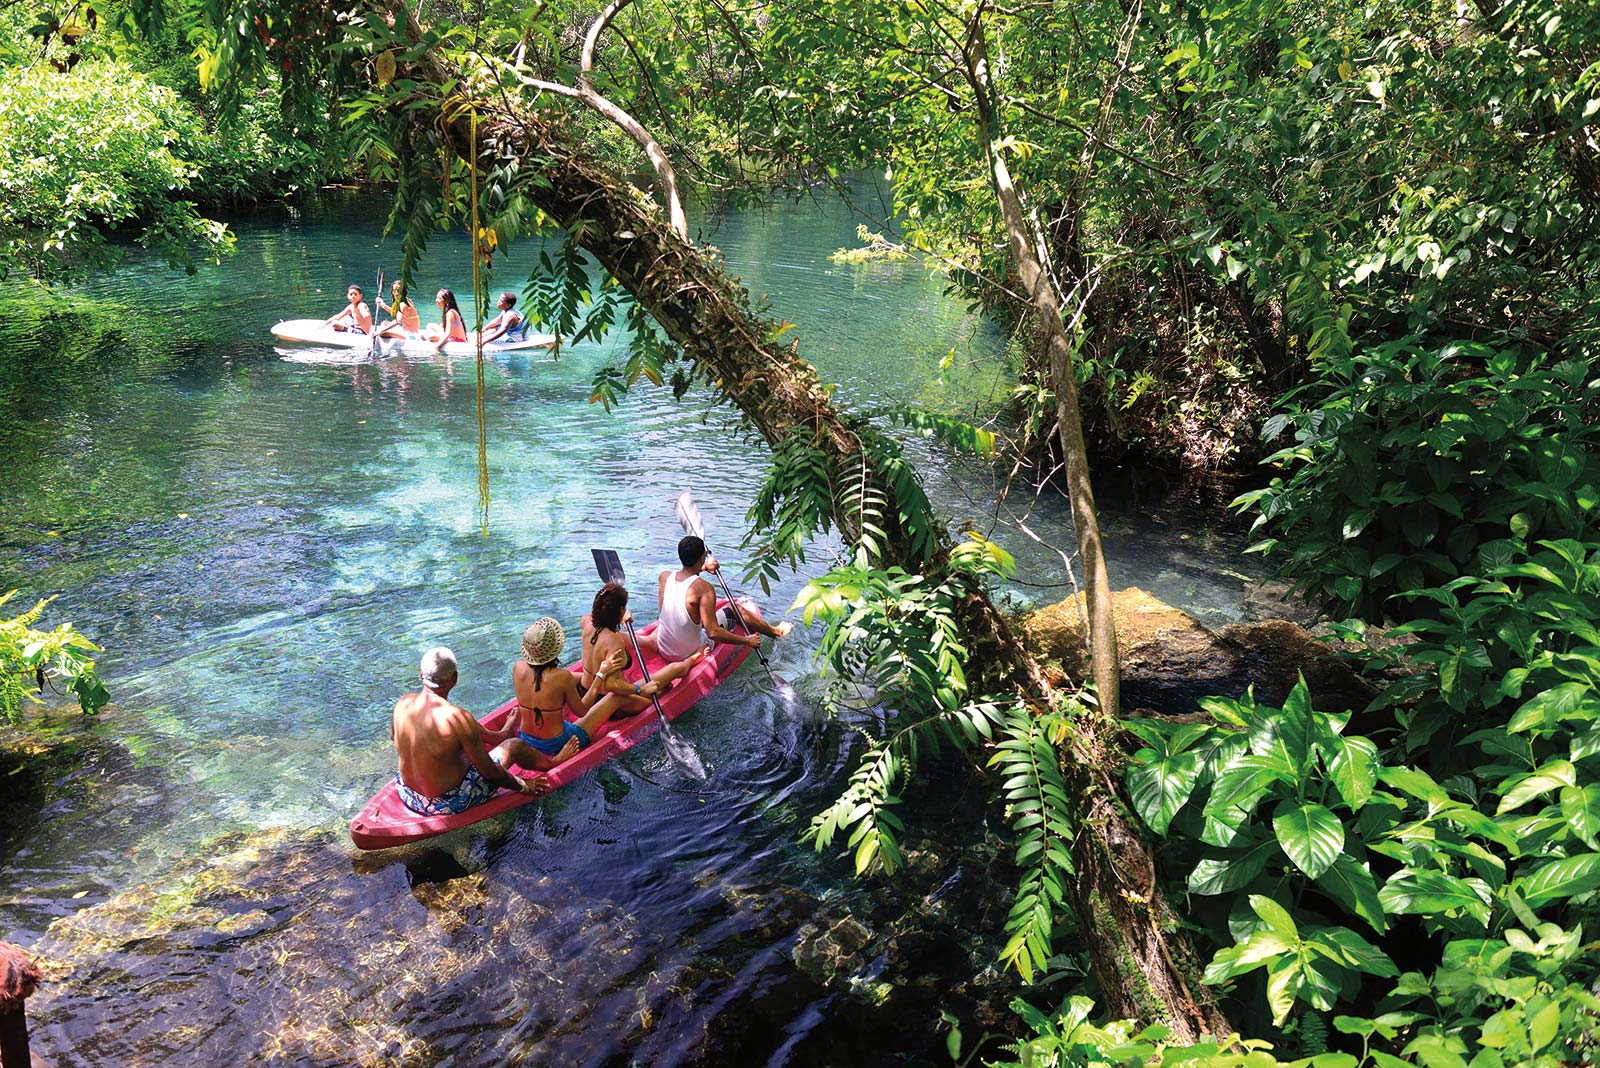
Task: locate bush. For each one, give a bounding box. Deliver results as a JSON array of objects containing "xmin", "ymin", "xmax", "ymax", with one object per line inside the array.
[
  {"xmin": 0, "ymin": 592, "xmax": 108, "ymax": 724},
  {"xmin": 0, "ymin": 58, "xmax": 233, "ymax": 281},
  {"xmin": 1236, "ymin": 341, "xmax": 1600, "ymax": 622}
]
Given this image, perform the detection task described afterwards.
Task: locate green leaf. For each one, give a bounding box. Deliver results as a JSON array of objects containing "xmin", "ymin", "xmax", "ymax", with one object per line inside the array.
[
  {"xmin": 1309, "ymin": 926, "xmax": 1398, "ymax": 977},
  {"xmin": 1250, "ymin": 894, "xmax": 1300, "ymax": 939},
  {"xmin": 1265, "ymin": 953, "xmax": 1305, "ymax": 1026},
  {"xmin": 1509, "ymin": 683, "xmax": 1592, "ymax": 733},
  {"xmin": 1127, "ymin": 749, "xmax": 1202, "ymax": 836},
  {"xmin": 1515, "ymin": 853, "xmax": 1600, "ymax": 907},
  {"xmin": 1560, "ymin": 785, "xmax": 1600, "ymax": 849},
  {"xmin": 1316, "ymin": 853, "xmax": 1389, "ymax": 933},
  {"xmin": 1497, "ymin": 760, "xmax": 1577, "ymax": 814},
  {"xmin": 1203, "ymin": 755, "xmax": 1293, "ymax": 843},
  {"xmin": 1328, "ymin": 736, "xmax": 1377, "ymax": 810},
  {"xmin": 1273, "ymin": 802, "xmax": 1345, "ymax": 879},
  {"xmin": 1529, "ymin": 1000, "xmax": 1560, "ymax": 1052},
  {"xmin": 1380, "ymin": 765, "xmax": 1451, "ymax": 805},
  {"xmin": 1279, "ymin": 678, "xmax": 1317, "ymax": 770},
  {"xmin": 1202, "ymin": 930, "xmax": 1295, "ymax": 983},
  {"xmin": 1379, "ymin": 869, "xmax": 1491, "ymax": 925},
  {"xmin": 1189, "ymin": 836, "xmax": 1277, "ymax": 895}
]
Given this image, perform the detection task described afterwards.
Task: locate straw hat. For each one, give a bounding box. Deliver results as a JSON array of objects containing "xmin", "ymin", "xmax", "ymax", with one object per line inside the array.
[{"xmin": 521, "ymin": 617, "xmax": 565, "ymax": 665}]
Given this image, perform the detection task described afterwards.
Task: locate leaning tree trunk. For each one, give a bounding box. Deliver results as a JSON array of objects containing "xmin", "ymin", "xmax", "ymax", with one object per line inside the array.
[
  {"xmin": 397, "ymin": 46, "xmax": 1225, "ymax": 1039},
  {"xmin": 958, "ymin": 21, "xmax": 1120, "ymax": 720}
]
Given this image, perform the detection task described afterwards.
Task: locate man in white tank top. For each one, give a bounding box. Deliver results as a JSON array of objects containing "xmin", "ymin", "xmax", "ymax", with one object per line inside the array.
[{"xmin": 655, "ymin": 536, "xmax": 792, "ymax": 660}]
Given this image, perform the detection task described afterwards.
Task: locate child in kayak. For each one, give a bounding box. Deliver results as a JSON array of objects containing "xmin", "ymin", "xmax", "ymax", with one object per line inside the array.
[
  {"xmin": 426, "ymin": 288, "xmax": 468, "ymax": 350},
  {"xmin": 478, "ymin": 291, "xmax": 527, "ymax": 344},
  {"xmin": 374, "ymin": 279, "xmax": 421, "ymax": 339},
  {"xmin": 509, "ymin": 617, "xmax": 630, "ymax": 764},
  {"xmin": 322, "ymin": 284, "xmax": 373, "ymax": 334}
]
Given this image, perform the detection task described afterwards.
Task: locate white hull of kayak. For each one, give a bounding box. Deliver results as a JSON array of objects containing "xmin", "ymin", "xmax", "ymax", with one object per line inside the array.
[{"xmin": 270, "ymin": 319, "xmax": 557, "ymax": 356}]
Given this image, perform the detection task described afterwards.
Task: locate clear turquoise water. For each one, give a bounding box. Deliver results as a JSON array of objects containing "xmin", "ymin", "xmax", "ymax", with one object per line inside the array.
[{"xmin": 0, "ymin": 191, "xmax": 1263, "ymax": 1065}]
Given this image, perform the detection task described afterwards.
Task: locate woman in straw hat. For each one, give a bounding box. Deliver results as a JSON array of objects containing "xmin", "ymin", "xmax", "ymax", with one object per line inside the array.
[{"xmin": 509, "ymin": 616, "xmax": 629, "ymax": 766}]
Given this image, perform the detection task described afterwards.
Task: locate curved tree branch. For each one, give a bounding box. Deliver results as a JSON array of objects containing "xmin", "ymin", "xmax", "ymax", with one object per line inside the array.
[{"xmin": 515, "ymin": 0, "xmax": 689, "ymax": 238}]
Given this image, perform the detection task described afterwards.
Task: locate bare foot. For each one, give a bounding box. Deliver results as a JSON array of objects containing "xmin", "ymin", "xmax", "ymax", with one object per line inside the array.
[
  {"xmin": 687, "ymin": 644, "xmax": 712, "ymax": 667},
  {"xmin": 773, "ymin": 621, "xmax": 793, "ymax": 639}
]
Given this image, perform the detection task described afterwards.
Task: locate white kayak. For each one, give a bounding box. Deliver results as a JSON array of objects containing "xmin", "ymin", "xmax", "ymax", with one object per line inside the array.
[{"xmin": 270, "ymin": 319, "xmax": 558, "ymax": 356}]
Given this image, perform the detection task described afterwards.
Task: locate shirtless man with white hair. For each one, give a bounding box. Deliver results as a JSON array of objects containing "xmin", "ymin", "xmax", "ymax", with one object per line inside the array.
[{"xmin": 391, "ymin": 646, "xmax": 567, "ymax": 816}]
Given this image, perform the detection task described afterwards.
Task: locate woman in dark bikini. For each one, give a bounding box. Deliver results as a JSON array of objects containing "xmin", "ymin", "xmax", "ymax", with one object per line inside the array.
[
  {"xmin": 510, "ymin": 617, "xmax": 628, "ymax": 767},
  {"xmin": 580, "ymin": 582, "xmax": 708, "ymax": 717}
]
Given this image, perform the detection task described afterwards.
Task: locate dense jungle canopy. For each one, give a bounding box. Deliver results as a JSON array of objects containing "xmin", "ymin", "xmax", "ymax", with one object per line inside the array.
[{"xmin": 3, "ymin": 0, "xmax": 1600, "ymax": 1064}]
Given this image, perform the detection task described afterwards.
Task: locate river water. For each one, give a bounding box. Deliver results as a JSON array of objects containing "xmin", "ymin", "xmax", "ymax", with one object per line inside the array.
[{"xmin": 0, "ymin": 191, "xmax": 1262, "ymax": 1066}]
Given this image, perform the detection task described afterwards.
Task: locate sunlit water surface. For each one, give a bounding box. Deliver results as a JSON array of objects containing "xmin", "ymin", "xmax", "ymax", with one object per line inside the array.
[{"xmin": 0, "ymin": 191, "xmax": 1263, "ymax": 1066}]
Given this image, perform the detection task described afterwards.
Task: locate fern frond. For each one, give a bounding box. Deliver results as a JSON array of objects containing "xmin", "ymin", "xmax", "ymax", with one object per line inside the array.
[{"xmin": 991, "ymin": 699, "xmax": 1076, "ymax": 982}]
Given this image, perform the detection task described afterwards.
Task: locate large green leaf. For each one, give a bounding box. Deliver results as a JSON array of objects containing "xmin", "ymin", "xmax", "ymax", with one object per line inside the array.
[
  {"xmin": 1126, "ymin": 748, "xmax": 1201, "ymax": 836},
  {"xmin": 1379, "ymin": 869, "xmax": 1492, "ymax": 927},
  {"xmin": 1560, "ymin": 785, "xmax": 1600, "ymax": 850},
  {"xmin": 1189, "ymin": 835, "xmax": 1278, "ymax": 896},
  {"xmin": 1278, "ymin": 678, "xmax": 1316, "ymax": 770},
  {"xmin": 1273, "ymin": 801, "xmax": 1345, "ymax": 879},
  {"xmin": 1515, "ymin": 853, "xmax": 1600, "ymax": 907},
  {"xmin": 1316, "ymin": 853, "xmax": 1389, "ymax": 933},
  {"xmin": 1201, "ymin": 755, "xmax": 1292, "ymax": 845},
  {"xmin": 1508, "ymin": 682, "xmax": 1592, "ymax": 733},
  {"xmin": 1201, "ymin": 929, "xmax": 1295, "ymax": 984},
  {"xmin": 1496, "ymin": 760, "xmax": 1577, "ymax": 815},
  {"xmin": 1265, "ymin": 952, "xmax": 1306, "ymax": 1026},
  {"xmin": 1379, "ymin": 765, "xmax": 1451, "ymax": 806},
  {"xmin": 1308, "ymin": 926, "xmax": 1398, "ymax": 977},
  {"xmin": 1249, "ymin": 894, "xmax": 1300, "ymax": 939},
  {"xmin": 1328, "ymin": 735, "xmax": 1378, "ymax": 810}
]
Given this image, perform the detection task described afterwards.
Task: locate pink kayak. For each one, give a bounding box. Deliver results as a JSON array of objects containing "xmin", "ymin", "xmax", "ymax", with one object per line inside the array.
[{"xmin": 350, "ymin": 600, "xmax": 753, "ymax": 850}]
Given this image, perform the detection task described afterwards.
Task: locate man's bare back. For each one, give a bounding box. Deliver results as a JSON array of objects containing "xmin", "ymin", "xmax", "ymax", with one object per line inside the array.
[
  {"xmin": 393, "ymin": 688, "xmax": 484, "ymax": 796},
  {"xmin": 391, "ymin": 647, "xmax": 536, "ymax": 805}
]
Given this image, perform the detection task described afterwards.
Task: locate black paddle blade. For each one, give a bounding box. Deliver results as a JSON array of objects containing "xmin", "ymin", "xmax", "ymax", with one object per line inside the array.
[{"xmin": 591, "ymin": 548, "xmax": 626, "ymax": 586}]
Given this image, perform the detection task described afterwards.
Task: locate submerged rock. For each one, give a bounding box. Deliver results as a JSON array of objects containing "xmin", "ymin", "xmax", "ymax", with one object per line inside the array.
[{"xmin": 1020, "ymin": 587, "xmax": 1376, "ymax": 715}]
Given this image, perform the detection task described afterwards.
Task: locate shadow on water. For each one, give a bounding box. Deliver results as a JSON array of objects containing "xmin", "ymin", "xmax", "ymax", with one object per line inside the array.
[{"xmin": 23, "ymin": 705, "xmax": 1010, "ymax": 1067}]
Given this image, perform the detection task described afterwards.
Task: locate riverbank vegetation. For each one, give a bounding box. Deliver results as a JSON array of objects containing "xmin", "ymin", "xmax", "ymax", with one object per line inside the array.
[
  {"xmin": 0, "ymin": 593, "xmax": 107, "ymax": 724},
  {"xmin": 5, "ymin": 0, "xmax": 1600, "ymax": 1065},
  {"xmin": 0, "ymin": 0, "xmax": 349, "ymax": 282}
]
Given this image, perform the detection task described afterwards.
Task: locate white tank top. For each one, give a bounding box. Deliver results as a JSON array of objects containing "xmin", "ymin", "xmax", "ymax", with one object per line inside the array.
[{"xmin": 655, "ymin": 570, "xmax": 703, "ymax": 660}]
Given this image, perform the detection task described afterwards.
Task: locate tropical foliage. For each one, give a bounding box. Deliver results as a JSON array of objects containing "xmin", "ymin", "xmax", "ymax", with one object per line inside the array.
[
  {"xmin": 0, "ymin": 592, "xmax": 108, "ymax": 724},
  {"xmin": 0, "ymin": 59, "xmax": 232, "ymax": 280},
  {"xmin": 7, "ymin": 0, "xmax": 1600, "ymax": 1059}
]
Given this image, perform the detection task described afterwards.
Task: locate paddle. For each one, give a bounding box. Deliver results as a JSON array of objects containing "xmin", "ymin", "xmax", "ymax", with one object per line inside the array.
[
  {"xmin": 675, "ymin": 491, "xmax": 784, "ymax": 689},
  {"xmin": 591, "ymin": 548, "xmax": 708, "ymax": 780},
  {"xmin": 371, "ymin": 267, "xmax": 384, "ymax": 358}
]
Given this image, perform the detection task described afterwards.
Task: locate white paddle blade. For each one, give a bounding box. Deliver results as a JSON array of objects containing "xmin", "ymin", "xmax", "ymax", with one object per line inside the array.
[
  {"xmin": 662, "ymin": 730, "xmax": 708, "ymax": 780},
  {"xmin": 675, "ymin": 491, "xmax": 706, "ymax": 539}
]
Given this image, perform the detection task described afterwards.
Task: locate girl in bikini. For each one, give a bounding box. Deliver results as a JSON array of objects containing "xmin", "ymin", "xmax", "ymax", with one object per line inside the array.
[
  {"xmin": 580, "ymin": 582, "xmax": 708, "ymax": 717},
  {"xmin": 509, "ymin": 617, "xmax": 629, "ymax": 767},
  {"xmin": 426, "ymin": 288, "xmax": 468, "ymax": 349},
  {"xmin": 374, "ymin": 279, "xmax": 421, "ymax": 339}
]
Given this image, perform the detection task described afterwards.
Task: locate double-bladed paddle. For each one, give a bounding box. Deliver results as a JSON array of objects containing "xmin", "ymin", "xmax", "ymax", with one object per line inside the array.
[
  {"xmin": 591, "ymin": 548, "xmax": 707, "ymax": 780},
  {"xmin": 371, "ymin": 267, "xmax": 384, "ymax": 358},
  {"xmin": 674, "ymin": 492, "xmax": 783, "ymax": 689}
]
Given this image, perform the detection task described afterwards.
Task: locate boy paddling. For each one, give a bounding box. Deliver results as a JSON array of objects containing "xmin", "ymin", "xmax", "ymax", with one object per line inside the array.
[
  {"xmin": 322, "ymin": 284, "xmax": 373, "ymax": 334},
  {"xmin": 656, "ymin": 536, "xmax": 791, "ymax": 658}
]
